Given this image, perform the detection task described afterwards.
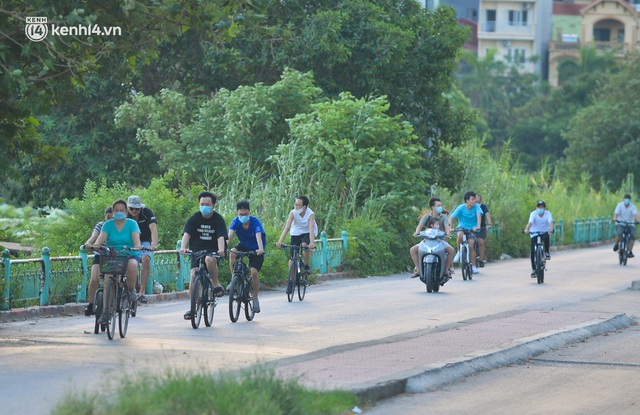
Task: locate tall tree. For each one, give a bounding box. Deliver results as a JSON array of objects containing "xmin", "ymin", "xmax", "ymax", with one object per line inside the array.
[{"xmin": 562, "ymin": 56, "xmax": 640, "ymax": 190}]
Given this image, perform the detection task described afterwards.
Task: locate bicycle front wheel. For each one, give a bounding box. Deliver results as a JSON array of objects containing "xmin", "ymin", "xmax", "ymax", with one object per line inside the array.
[
  {"xmin": 536, "ymin": 247, "xmax": 545, "ymax": 284},
  {"xmin": 229, "ymin": 275, "xmax": 241, "ymax": 323},
  {"xmin": 244, "ymin": 280, "xmax": 255, "ymax": 321},
  {"xmin": 190, "ymin": 275, "xmax": 204, "ymax": 329},
  {"xmin": 105, "ymin": 278, "xmax": 117, "ymax": 340},
  {"xmin": 287, "ymin": 262, "xmax": 297, "ymax": 302},
  {"xmin": 460, "ymin": 245, "xmax": 469, "ymax": 281},
  {"xmin": 204, "ymin": 280, "xmax": 215, "ymax": 327},
  {"xmin": 118, "ymin": 286, "xmax": 130, "ymax": 338},
  {"xmin": 298, "ymin": 265, "xmax": 307, "ymax": 301}
]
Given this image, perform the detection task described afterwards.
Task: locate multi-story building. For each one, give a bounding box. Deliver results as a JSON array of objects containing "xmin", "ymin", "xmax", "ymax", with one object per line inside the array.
[
  {"xmin": 549, "ymin": 0, "xmax": 640, "ymax": 86},
  {"xmin": 477, "ymin": 0, "xmax": 553, "ymax": 76}
]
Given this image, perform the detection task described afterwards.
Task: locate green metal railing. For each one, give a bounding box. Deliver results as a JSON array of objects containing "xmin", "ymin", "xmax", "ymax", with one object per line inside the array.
[
  {"xmin": 572, "ymin": 217, "xmax": 616, "ymax": 244},
  {"xmin": 1, "ymin": 231, "xmax": 349, "ymax": 310}
]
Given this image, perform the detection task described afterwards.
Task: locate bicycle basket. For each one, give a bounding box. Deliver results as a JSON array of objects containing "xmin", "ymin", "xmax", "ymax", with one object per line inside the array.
[{"xmin": 99, "ymin": 250, "xmax": 130, "ymax": 274}]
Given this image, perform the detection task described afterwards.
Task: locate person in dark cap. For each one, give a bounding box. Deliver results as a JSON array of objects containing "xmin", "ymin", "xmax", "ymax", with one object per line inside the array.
[
  {"xmin": 524, "ymin": 200, "xmax": 554, "ymax": 277},
  {"xmin": 127, "ymin": 195, "xmax": 158, "ymax": 303},
  {"xmin": 613, "ymin": 194, "xmax": 640, "ymax": 257}
]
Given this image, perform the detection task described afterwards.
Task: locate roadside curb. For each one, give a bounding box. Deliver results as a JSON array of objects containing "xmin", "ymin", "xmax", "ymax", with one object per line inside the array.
[{"xmin": 351, "ymin": 313, "xmax": 636, "ymax": 403}]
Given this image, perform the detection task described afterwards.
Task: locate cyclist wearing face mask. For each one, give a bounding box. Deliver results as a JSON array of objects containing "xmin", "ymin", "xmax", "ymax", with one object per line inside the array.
[
  {"xmin": 227, "ymin": 200, "xmax": 266, "ymax": 313},
  {"xmin": 180, "ymin": 191, "xmax": 227, "ymax": 320},
  {"xmin": 276, "ymin": 196, "xmax": 317, "ymax": 280},
  {"xmin": 410, "ymin": 197, "xmax": 453, "ymax": 278},
  {"xmin": 613, "ymin": 193, "xmax": 640, "ymax": 257},
  {"xmin": 524, "ymin": 200, "xmax": 554, "ymax": 276}
]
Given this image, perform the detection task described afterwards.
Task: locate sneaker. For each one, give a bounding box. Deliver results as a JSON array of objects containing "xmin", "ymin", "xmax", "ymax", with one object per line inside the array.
[
  {"xmin": 303, "ymin": 265, "xmax": 311, "ymax": 275},
  {"xmin": 531, "ymin": 270, "xmax": 536, "ymax": 278},
  {"xmin": 84, "ymin": 304, "xmax": 94, "ymax": 317},
  {"xmin": 472, "ymin": 266, "xmax": 479, "ymax": 274},
  {"xmin": 97, "ymin": 312, "xmax": 110, "ymax": 325},
  {"xmin": 253, "ymin": 298, "xmax": 261, "ymax": 313},
  {"xmin": 544, "ymin": 252, "xmax": 551, "ymax": 260},
  {"xmin": 629, "ymin": 252, "xmax": 635, "ymax": 258},
  {"xmin": 478, "ymin": 260, "xmax": 485, "ymax": 268},
  {"xmin": 129, "ymin": 289, "xmax": 138, "ymax": 302},
  {"xmin": 137, "ymin": 295, "xmax": 148, "ymax": 304},
  {"xmin": 183, "ymin": 310, "xmax": 192, "ymax": 320},
  {"xmin": 613, "ymin": 243, "xmax": 619, "ymax": 252}
]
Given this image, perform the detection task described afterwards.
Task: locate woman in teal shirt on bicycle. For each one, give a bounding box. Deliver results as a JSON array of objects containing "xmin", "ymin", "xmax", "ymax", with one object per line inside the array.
[{"xmin": 94, "ymin": 199, "xmax": 142, "ymax": 324}]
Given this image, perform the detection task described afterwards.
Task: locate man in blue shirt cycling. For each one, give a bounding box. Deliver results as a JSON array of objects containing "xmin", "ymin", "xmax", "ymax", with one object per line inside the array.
[{"xmin": 450, "ymin": 191, "xmax": 482, "ymax": 274}]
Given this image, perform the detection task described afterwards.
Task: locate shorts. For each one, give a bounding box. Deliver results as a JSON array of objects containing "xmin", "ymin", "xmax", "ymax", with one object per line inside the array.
[
  {"xmin": 458, "ymin": 229, "xmax": 478, "ymax": 240},
  {"xmin": 141, "ymin": 241, "xmax": 154, "ymax": 260},
  {"xmin": 190, "ymin": 253, "xmax": 220, "ymax": 270},
  {"xmin": 233, "ymin": 244, "xmax": 264, "ymax": 271},
  {"xmin": 92, "ymin": 254, "xmax": 101, "ymax": 266},
  {"xmin": 616, "ymin": 224, "xmax": 636, "ymax": 239},
  {"xmin": 477, "ymin": 229, "xmax": 487, "ymax": 239},
  {"xmin": 291, "ymin": 233, "xmax": 311, "ymax": 247}
]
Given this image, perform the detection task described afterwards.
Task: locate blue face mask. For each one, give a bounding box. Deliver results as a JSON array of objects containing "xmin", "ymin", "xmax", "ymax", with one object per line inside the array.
[
  {"xmin": 113, "ymin": 212, "xmax": 126, "ymax": 221},
  {"xmin": 238, "ymin": 215, "xmax": 250, "ymax": 224},
  {"xmin": 624, "ymin": 199, "xmax": 631, "ymax": 206},
  {"xmin": 537, "ymin": 208, "xmax": 545, "ymax": 215},
  {"xmin": 200, "ymin": 205, "xmax": 213, "ymax": 216},
  {"xmin": 436, "ymin": 206, "xmax": 443, "ymax": 214}
]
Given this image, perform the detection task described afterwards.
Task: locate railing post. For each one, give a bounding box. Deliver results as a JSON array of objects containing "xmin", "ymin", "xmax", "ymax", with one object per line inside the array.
[
  {"xmin": 2, "ymin": 249, "xmax": 10, "ymax": 310},
  {"xmin": 320, "ymin": 231, "xmax": 328, "ymax": 274},
  {"xmin": 147, "ymin": 253, "xmax": 155, "ymax": 295},
  {"xmin": 40, "ymin": 247, "xmax": 51, "ymax": 306},
  {"xmin": 341, "ymin": 230, "xmax": 348, "ymax": 253},
  {"xmin": 176, "ymin": 240, "xmax": 185, "ymax": 291},
  {"xmin": 558, "ymin": 219, "xmax": 564, "ymax": 245},
  {"xmin": 78, "ymin": 245, "xmax": 89, "ymax": 302}
]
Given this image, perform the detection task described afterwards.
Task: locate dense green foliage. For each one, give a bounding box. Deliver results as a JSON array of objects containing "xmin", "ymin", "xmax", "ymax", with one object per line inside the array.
[{"xmin": 52, "ymin": 366, "xmax": 358, "ymax": 415}]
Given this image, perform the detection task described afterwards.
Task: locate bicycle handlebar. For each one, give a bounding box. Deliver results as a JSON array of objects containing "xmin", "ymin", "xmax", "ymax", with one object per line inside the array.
[
  {"xmin": 279, "ymin": 244, "xmax": 310, "ymax": 252},
  {"xmin": 184, "ymin": 249, "xmax": 222, "ymax": 260}
]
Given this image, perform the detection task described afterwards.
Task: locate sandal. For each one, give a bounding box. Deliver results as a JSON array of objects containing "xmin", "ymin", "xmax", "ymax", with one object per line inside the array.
[
  {"xmin": 411, "ymin": 272, "xmax": 420, "ymax": 278},
  {"xmin": 213, "ymin": 286, "xmax": 225, "ymax": 297}
]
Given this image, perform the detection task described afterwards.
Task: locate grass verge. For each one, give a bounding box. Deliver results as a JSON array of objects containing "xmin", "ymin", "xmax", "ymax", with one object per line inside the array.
[{"xmin": 51, "ymin": 365, "xmax": 359, "ymax": 415}]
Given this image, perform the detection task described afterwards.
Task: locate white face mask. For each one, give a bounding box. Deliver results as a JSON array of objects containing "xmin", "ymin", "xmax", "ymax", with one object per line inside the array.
[{"xmin": 294, "ymin": 208, "xmax": 304, "ymax": 215}]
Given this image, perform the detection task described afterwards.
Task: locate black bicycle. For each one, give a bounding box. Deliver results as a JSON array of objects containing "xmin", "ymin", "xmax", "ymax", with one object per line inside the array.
[
  {"xmin": 228, "ymin": 249, "xmax": 258, "ymax": 322},
  {"xmin": 187, "ymin": 250, "xmax": 219, "ymax": 329},
  {"xmin": 98, "ymin": 247, "xmax": 135, "ymax": 340},
  {"xmin": 616, "ymin": 221, "xmax": 636, "ymax": 266},
  {"xmin": 281, "ymin": 244, "xmax": 309, "ymax": 302},
  {"xmin": 530, "ymin": 231, "xmax": 547, "ymax": 284},
  {"xmin": 455, "ymin": 229, "xmax": 475, "ymax": 281}
]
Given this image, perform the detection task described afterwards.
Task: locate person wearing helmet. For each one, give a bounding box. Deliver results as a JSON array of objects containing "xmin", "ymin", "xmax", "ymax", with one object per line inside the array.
[{"xmin": 524, "ymin": 201, "xmax": 554, "ymax": 277}]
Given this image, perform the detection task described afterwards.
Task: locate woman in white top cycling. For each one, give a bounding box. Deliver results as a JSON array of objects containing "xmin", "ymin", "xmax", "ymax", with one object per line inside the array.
[{"xmin": 276, "ymin": 195, "xmax": 317, "ymax": 274}]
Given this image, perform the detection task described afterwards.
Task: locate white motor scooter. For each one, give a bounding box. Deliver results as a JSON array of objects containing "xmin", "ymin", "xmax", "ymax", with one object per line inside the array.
[{"xmin": 417, "ymin": 228, "xmax": 451, "ymax": 293}]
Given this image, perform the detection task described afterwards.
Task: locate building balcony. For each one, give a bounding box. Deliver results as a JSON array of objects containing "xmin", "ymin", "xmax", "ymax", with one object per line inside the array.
[
  {"xmin": 478, "ymin": 21, "xmax": 535, "ymax": 37},
  {"xmin": 549, "ymin": 40, "xmax": 629, "ymax": 53}
]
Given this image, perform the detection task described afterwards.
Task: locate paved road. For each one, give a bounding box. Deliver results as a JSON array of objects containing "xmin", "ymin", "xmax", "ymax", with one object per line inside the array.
[{"xmin": 0, "ymin": 244, "xmax": 639, "ymax": 414}]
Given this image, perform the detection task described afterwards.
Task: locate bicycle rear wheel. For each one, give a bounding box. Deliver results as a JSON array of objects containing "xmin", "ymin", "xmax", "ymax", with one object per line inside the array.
[
  {"xmin": 118, "ymin": 286, "xmax": 130, "ymax": 338},
  {"xmin": 190, "ymin": 275, "xmax": 204, "ymax": 329},
  {"xmin": 536, "ymin": 247, "xmax": 545, "ymax": 284},
  {"xmin": 622, "ymin": 236, "xmax": 629, "ymax": 266},
  {"xmin": 204, "ymin": 281, "xmax": 215, "ymax": 327},
  {"xmin": 105, "ymin": 279, "xmax": 117, "ymax": 340},
  {"xmin": 93, "ymin": 288, "xmax": 103, "ymax": 334},
  {"xmin": 229, "ymin": 275, "xmax": 242, "ymax": 323},
  {"xmin": 287, "ymin": 262, "xmax": 297, "ymax": 302}
]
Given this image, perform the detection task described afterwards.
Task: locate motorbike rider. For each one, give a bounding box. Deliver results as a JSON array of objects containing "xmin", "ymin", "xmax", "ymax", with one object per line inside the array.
[{"xmin": 410, "ymin": 216, "xmax": 454, "ymax": 280}]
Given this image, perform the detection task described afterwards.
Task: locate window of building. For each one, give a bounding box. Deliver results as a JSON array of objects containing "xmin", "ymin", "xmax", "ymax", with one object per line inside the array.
[
  {"xmin": 486, "ymin": 9, "xmax": 496, "ymax": 32},
  {"xmin": 466, "ymin": 8, "xmax": 478, "ymax": 21},
  {"xmin": 506, "ymin": 48, "xmax": 526, "ymax": 64},
  {"xmin": 593, "ymin": 28, "xmax": 610, "ymax": 42},
  {"xmin": 618, "ymin": 29, "xmax": 625, "ymax": 43},
  {"xmin": 508, "ymin": 10, "xmax": 528, "ymax": 26}
]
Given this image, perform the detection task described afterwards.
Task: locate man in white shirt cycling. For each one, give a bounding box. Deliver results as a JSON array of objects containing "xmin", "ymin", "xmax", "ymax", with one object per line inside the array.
[
  {"xmin": 613, "ymin": 193, "xmax": 640, "ymax": 258},
  {"xmin": 524, "ymin": 200, "xmax": 554, "ymax": 277}
]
